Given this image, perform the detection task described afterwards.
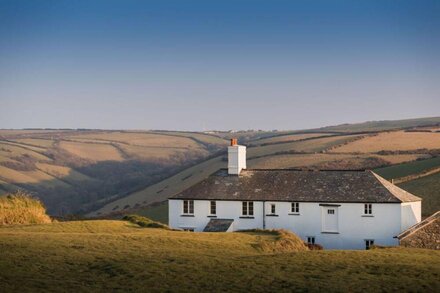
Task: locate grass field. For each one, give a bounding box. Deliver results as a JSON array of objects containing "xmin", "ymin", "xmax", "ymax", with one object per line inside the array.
[
  {"xmin": 374, "ymin": 156, "xmax": 440, "ymax": 180},
  {"xmin": 250, "ymin": 132, "xmax": 334, "ymax": 145},
  {"xmin": 398, "ymin": 172, "xmax": 440, "ymax": 217},
  {"xmin": 316, "ymin": 116, "xmax": 440, "ymax": 132},
  {"xmin": 1, "ymin": 120, "xmax": 440, "ymax": 218},
  {"xmin": 0, "ymin": 220, "xmax": 438, "ymax": 292},
  {"xmin": 331, "ymin": 131, "xmax": 440, "ymax": 153},
  {"xmin": 59, "ymin": 141, "xmax": 125, "ymax": 162}
]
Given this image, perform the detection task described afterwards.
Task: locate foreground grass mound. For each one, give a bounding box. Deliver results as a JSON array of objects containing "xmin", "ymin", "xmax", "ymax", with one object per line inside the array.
[
  {"xmin": 0, "ymin": 220, "xmax": 439, "ymax": 292},
  {"xmin": 122, "ymin": 214, "xmax": 169, "ymax": 229},
  {"xmin": 0, "ymin": 191, "xmax": 51, "ymax": 225},
  {"xmin": 244, "ymin": 229, "xmax": 309, "ymax": 252}
]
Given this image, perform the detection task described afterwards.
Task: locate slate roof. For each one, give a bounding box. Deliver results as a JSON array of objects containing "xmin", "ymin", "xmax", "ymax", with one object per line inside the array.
[
  {"xmin": 170, "ymin": 169, "xmax": 421, "ymax": 203},
  {"xmin": 203, "ymin": 219, "xmax": 234, "ymax": 232}
]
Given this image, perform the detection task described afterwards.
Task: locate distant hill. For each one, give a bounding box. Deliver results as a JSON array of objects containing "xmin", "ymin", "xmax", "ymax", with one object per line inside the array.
[
  {"xmin": 313, "ymin": 116, "xmax": 440, "ymax": 133},
  {"xmin": 1, "ymin": 116, "xmax": 440, "ymax": 217}
]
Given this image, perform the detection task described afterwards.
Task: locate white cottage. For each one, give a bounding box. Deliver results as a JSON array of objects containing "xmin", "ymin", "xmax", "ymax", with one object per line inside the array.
[{"xmin": 169, "ymin": 140, "xmax": 422, "ymax": 249}]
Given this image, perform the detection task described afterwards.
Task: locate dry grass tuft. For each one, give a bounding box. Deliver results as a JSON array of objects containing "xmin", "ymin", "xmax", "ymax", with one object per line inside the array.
[
  {"xmin": 245, "ymin": 229, "xmax": 309, "ymax": 253},
  {"xmin": 0, "ymin": 191, "xmax": 51, "ymax": 225}
]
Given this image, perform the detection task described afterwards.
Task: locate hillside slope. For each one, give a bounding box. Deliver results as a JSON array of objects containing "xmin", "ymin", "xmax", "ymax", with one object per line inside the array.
[{"xmin": 0, "ymin": 220, "xmax": 438, "ymax": 292}]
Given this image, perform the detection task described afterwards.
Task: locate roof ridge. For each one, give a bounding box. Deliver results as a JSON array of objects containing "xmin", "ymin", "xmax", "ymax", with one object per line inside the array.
[
  {"xmin": 371, "ymin": 172, "xmax": 422, "ymax": 203},
  {"xmin": 242, "ymin": 168, "xmax": 368, "ymax": 172}
]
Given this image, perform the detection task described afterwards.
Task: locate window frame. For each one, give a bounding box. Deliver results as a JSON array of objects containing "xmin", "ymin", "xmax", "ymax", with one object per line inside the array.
[
  {"xmin": 183, "ymin": 200, "xmax": 194, "ymax": 215},
  {"xmin": 270, "ymin": 203, "xmax": 276, "ymax": 215},
  {"xmin": 242, "ymin": 201, "xmax": 254, "ymax": 216},
  {"xmin": 291, "ymin": 202, "xmax": 300, "ymax": 214},
  {"xmin": 307, "ymin": 237, "xmax": 315, "ymax": 245},
  {"xmin": 210, "ymin": 201, "xmax": 216, "ymax": 215},
  {"xmin": 327, "ymin": 209, "xmax": 335, "ymax": 215},
  {"xmin": 364, "ymin": 203, "xmax": 373, "ymax": 215}
]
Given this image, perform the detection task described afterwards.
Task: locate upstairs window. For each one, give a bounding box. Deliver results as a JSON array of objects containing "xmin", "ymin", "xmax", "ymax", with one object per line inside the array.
[
  {"xmin": 307, "ymin": 237, "xmax": 315, "ymax": 245},
  {"xmin": 183, "ymin": 200, "xmax": 194, "ymax": 215},
  {"xmin": 364, "ymin": 204, "xmax": 372, "ymax": 215},
  {"xmin": 210, "ymin": 201, "xmax": 216, "ymax": 215},
  {"xmin": 270, "ymin": 204, "xmax": 276, "ymax": 214},
  {"xmin": 291, "ymin": 202, "xmax": 299, "ymax": 213},
  {"xmin": 365, "ymin": 239, "xmax": 374, "ymax": 250},
  {"xmin": 242, "ymin": 201, "xmax": 254, "ymax": 216}
]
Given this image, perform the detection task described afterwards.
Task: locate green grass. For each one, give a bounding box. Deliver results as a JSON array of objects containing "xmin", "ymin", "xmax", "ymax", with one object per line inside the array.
[
  {"xmin": 374, "ymin": 156, "xmax": 440, "ymax": 180},
  {"xmin": 0, "ymin": 220, "xmax": 438, "ymax": 292},
  {"xmin": 122, "ymin": 214, "xmax": 169, "ymax": 229},
  {"xmin": 136, "ymin": 201, "xmax": 168, "ymax": 223},
  {"xmin": 398, "ymin": 172, "xmax": 440, "ymax": 217}
]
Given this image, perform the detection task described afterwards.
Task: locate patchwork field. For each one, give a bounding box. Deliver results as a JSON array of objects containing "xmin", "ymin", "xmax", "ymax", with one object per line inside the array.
[
  {"xmin": 59, "ymin": 141, "xmax": 125, "ymax": 162},
  {"xmin": 1, "ymin": 117, "xmax": 440, "ymax": 217},
  {"xmin": 331, "ymin": 131, "xmax": 440, "ymax": 153},
  {"xmin": 0, "ymin": 130, "xmax": 229, "ymax": 215},
  {"xmin": 0, "ymin": 220, "xmax": 439, "ymax": 292},
  {"xmin": 250, "ymin": 132, "xmax": 334, "ymax": 146}
]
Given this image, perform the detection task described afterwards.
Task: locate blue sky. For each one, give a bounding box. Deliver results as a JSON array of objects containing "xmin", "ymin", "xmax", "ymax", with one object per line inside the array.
[{"xmin": 0, "ymin": 0, "xmax": 439, "ymax": 130}]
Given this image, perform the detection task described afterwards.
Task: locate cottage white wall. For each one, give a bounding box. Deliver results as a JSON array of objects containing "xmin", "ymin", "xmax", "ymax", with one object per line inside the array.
[
  {"xmin": 169, "ymin": 199, "xmax": 411, "ymax": 249},
  {"xmin": 169, "ymin": 199, "xmax": 263, "ymax": 231},
  {"xmin": 264, "ymin": 202, "xmax": 402, "ymax": 249},
  {"xmin": 401, "ymin": 201, "xmax": 421, "ymax": 231}
]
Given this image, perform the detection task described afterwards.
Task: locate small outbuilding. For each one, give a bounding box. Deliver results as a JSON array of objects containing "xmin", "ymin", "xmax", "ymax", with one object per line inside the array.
[{"xmin": 396, "ymin": 211, "xmax": 440, "ymax": 250}]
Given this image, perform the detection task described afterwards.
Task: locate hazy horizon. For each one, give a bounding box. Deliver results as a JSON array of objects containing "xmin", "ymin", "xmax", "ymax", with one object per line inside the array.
[{"xmin": 1, "ymin": 0, "xmax": 439, "ymax": 131}]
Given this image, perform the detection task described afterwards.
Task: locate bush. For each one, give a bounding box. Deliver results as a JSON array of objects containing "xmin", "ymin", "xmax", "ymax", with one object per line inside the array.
[
  {"xmin": 0, "ymin": 191, "xmax": 52, "ymax": 225},
  {"xmin": 122, "ymin": 214, "xmax": 169, "ymax": 230}
]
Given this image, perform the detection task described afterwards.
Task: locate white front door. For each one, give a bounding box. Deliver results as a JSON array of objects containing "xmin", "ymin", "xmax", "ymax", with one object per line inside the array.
[{"xmin": 322, "ymin": 206, "xmax": 339, "ymax": 232}]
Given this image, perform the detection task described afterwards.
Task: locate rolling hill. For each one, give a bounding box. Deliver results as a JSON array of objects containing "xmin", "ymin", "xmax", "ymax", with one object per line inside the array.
[{"xmin": 1, "ymin": 117, "xmax": 440, "ymax": 218}]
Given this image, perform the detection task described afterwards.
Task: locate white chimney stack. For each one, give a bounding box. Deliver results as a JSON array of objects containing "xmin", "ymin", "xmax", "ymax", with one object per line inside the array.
[{"xmin": 228, "ymin": 138, "xmax": 246, "ymax": 175}]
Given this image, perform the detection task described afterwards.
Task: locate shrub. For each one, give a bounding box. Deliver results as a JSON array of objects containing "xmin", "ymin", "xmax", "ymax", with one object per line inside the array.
[
  {"xmin": 122, "ymin": 214, "xmax": 169, "ymax": 230},
  {"xmin": 0, "ymin": 191, "xmax": 52, "ymax": 225}
]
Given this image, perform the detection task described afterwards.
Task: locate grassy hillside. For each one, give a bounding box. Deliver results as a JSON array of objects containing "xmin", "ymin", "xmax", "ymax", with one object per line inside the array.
[
  {"xmin": 2, "ymin": 117, "xmax": 440, "ymax": 218},
  {"xmin": 0, "ymin": 191, "xmax": 51, "ymax": 225},
  {"xmin": 0, "ymin": 130, "xmax": 229, "ymax": 215},
  {"xmin": 0, "ymin": 220, "xmax": 438, "ymax": 292},
  {"xmin": 374, "ymin": 156, "xmax": 440, "ymax": 180},
  {"xmin": 398, "ymin": 172, "xmax": 440, "ymax": 217}
]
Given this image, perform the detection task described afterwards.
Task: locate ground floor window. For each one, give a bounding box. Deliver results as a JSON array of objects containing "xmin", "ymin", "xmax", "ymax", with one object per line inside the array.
[
  {"xmin": 210, "ymin": 201, "xmax": 216, "ymax": 215},
  {"xmin": 307, "ymin": 237, "xmax": 315, "ymax": 245},
  {"xmin": 183, "ymin": 200, "xmax": 194, "ymax": 215},
  {"xmin": 183, "ymin": 228, "xmax": 194, "ymax": 232},
  {"xmin": 242, "ymin": 201, "xmax": 254, "ymax": 216},
  {"xmin": 365, "ymin": 239, "xmax": 374, "ymax": 250}
]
